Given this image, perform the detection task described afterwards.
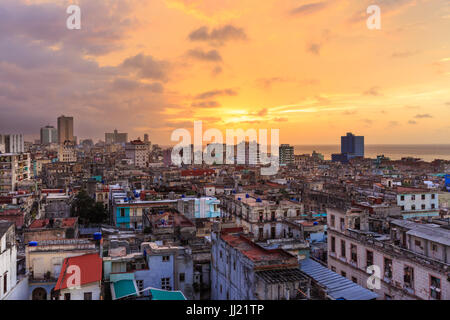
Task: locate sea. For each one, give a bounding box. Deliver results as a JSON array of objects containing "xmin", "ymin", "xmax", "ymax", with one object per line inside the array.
[{"xmin": 294, "ymin": 145, "xmax": 450, "ymax": 162}]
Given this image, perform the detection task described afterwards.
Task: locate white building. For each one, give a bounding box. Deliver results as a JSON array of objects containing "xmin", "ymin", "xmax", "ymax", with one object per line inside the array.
[
  {"xmin": 327, "ymin": 207, "xmax": 450, "ymax": 300},
  {"xmin": 40, "ymin": 126, "xmax": 58, "ymax": 145},
  {"xmin": 125, "ymin": 140, "xmax": 149, "ymax": 168},
  {"xmin": 0, "ymin": 134, "xmax": 24, "ymax": 154},
  {"xmin": 141, "ymin": 242, "xmax": 194, "ymax": 299},
  {"xmin": 54, "ymin": 253, "xmax": 102, "ymax": 300},
  {"xmin": 220, "ymin": 193, "xmax": 304, "ymax": 241},
  {"xmin": 0, "ymin": 153, "xmax": 31, "ymax": 194},
  {"xmin": 0, "ymin": 221, "xmax": 17, "ymax": 300},
  {"xmin": 211, "ymin": 225, "xmax": 307, "ymax": 300},
  {"xmin": 58, "ymin": 141, "xmax": 77, "ymax": 163},
  {"xmin": 396, "ymin": 187, "xmax": 439, "ymax": 219}
]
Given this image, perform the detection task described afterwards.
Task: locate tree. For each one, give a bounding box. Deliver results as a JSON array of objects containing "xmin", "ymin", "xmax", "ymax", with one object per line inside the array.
[{"xmin": 71, "ymin": 189, "xmax": 108, "ymax": 225}]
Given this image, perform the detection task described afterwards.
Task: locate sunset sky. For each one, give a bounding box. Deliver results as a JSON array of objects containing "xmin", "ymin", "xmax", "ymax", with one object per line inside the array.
[{"xmin": 1, "ymin": 0, "xmax": 450, "ymax": 145}]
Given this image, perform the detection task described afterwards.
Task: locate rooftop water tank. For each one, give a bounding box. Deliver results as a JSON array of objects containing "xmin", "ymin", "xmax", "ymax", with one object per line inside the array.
[
  {"xmin": 93, "ymin": 232, "xmax": 102, "ymax": 241},
  {"xmin": 256, "ymin": 198, "xmax": 262, "ymax": 202},
  {"xmin": 29, "ymin": 241, "xmax": 38, "ymax": 247},
  {"xmin": 245, "ymin": 194, "xmax": 249, "ymax": 198},
  {"xmin": 313, "ymin": 221, "xmax": 319, "ymax": 226}
]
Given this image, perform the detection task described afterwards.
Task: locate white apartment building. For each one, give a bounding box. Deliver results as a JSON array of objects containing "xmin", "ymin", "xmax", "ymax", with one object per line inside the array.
[
  {"xmin": 396, "ymin": 187, "xmax": 439, "ymax": 219},
  {"xmin": 0, "ymin": 134, "xmax": 24, "ymax": 154},
  {"xmin": 0, "ymin": 221, "xmax": 17, "ymax": 300},
  {"xmin": 0, "ymin": 153, "xmax": 31, "ymax": 194},
  {"xmin": 211, "ymin": 225, "xmax": 307, "ymax": 300},
  {"xmin": 327, "ymin": 207, "xmax": 449, "ymax": 300},
  {"xmin": 125, "ymin": 140, "xmax": 149, "ymax": 168},
  {"xmin": 221, "ymin": 193, "xmax": 304, "ymax": 241},
  {"xmin": 58, "ymin": 141, "xmax": 77, "ymax": 163}
]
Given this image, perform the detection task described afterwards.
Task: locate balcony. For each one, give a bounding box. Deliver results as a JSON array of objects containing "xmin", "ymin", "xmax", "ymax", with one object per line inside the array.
[{"xmin": 340, "ymin": 229, "xmax": 449, "ymax": 272}]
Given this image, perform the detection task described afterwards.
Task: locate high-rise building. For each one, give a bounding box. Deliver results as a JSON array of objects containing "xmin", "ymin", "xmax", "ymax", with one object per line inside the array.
[
  {"xmin": 58, "ymin": 141, "xmax": 77, "ymax": 163},
  {"xmin": 105, "ymin": 129, "xmax": 128, "ymax": 145},
  {"xmin": 0, "ymin": 134, "xmax": 24, "ymax": 153},
  {"xmin": 341, "ymin": 132, "xmax": 364, "ymax": 157},
  {"xmin": 0, "ymin": 153, "xmax": 31, "ymax": 194},
  {"xmin": 332, "ymin": 132, "xmax": 364, "ymax": 163},
  {"xmin": 125, "ymin": 139, "xmax": 149, "ymax": 168},
  {"xmin": 279, "ymin": 144, "xmax": 294, "ymax": 165},
  {"xmin": 40, "ymin": 126, "xmax": 58, "ymax": 145},
  {"xmin": 57, "ymin": 115, "xmax": 74, "ymax": 144}
]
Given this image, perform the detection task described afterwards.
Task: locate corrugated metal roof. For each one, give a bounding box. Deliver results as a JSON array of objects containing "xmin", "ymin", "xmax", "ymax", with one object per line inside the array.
[{"xmin": 300, "ymin": 259, "xmax": 378, "ymax": 300}]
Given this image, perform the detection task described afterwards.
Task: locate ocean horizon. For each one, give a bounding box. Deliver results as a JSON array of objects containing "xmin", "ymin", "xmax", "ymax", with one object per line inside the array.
[{"xmin": 293, "ymin": 144, "xmax": 450, "ymax": 162}]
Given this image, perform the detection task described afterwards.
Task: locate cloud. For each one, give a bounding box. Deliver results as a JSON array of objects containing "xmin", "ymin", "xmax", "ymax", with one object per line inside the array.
[
  {"xmin": 121, "ymin": 54, "xmax": 170, "ymax": 81},
  {"xmin": 191, "ymin": 101, "xmax": 221, "ymax": 108},
  {"xmin": 391, "ymin": 50, "xmax": 420, "ymax": 58},
  {"xmin": 389, "ymin": 121, "xmax": 400, "ymax": 127},
  {"xmin": 290, "ymin": 2, "xmax": 328, "ymax": 16},
  {"xmin": 188, "ymin": 24, "xmax": 248, "ymax": 45},
  {"xmin": 307, "ymin": 43, "xmax": 321, "ymax": 55},
  {"xmin": 194, "ymin": 89, "xmax": 238, "ymax": 100},
  {"xmin": 257, "ymin": 108, "xmax": 268, "ymax": 116},
  {"xmin": 363, "ymin": 87, "xmax": 381, "ymax": 96},
  {"xmin": 414, "ymin": 114, "xmax": 432, "ymax": 119},
  {"xmin": 0, "ymin": 0, "xmax": 138, "ymax": 56},
  {"xmin": 112, "ymin": 78, "xmax": 164, "ymax": 93},
  {"xmin": 187, "ymin": 49, "xmax": 222, "ymax": 62}
]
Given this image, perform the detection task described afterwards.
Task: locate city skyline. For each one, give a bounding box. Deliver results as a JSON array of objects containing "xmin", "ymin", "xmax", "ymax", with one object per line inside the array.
[{"xmin": 0, "ymin": 0, "xmax": 449, "ymax": 144}]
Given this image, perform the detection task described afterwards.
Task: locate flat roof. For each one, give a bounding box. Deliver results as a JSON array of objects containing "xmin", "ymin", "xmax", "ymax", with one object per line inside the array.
[
  {"xmin": 300, "ymin": 259, "xmax": 378, "ymax": 300},
  {"xmin": 391, "ymin": 219, "xmax": 450, "ymax": 246}
]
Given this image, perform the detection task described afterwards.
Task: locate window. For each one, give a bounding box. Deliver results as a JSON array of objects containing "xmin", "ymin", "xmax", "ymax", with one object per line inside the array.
[
  {"xmin": 431, "ymin": 204, "xmax": 435, "ymax": 209},
  {"xmin": 219, "ymin": 251, "xmax": 223, "ymax": 259},
  {"xmin": 64, "ymin": 293, "xmax": 71, "ymax": 300},
  {"xmin": 3, "ymin": 272, "xmax": 7, "ymax": 294},
  {"xmin": 411, "ymin": 205, "xmax": 416, "ymax": 211},
  {"xmin": 351, "ymin": 277, "xmax": 358, "ymax": 284},
  {"xmin": 133, "ymin": 280, "xmax": 143, "ymax": 293},
  {"xmin": 350, "ymin": 244, "xmax": 357, "ymax": 264},
  {"xmin": 341, "ymin": 271, "xmax": 346, "ymax": 278},
  {"xmin": 330, "ymin": 215, "xmax": 335, "ymax": 228},
  {"xmin": 84, "ymin": 292, "xmax": 92, "ymax": 300},
  {"xmin": 331, "ymin": 236, "xmax": 336, "ymax": 253},
  {"xmin": 430, "ymin": 276, "xmax": 441, "ymax": 300},
  {"xmin": 340, "ymin": 218, "xmax": 345, "ymax": 231},
  {"xmin": 421, "ymin": 194, "xmax": 425, "ymax": 200},
  {"xmin": 366, "ymin": 250, "xmax": 373, "ymax": 268},
  {"xmin": 400, "ymin": 195, "xmax": 405, "ymax": 201},
  {"xmin": 162, "ymin": 255, "xmax": 170, "ymax": 262},
  {"xmin": 161, "ymin": 278, "xmax": 171, "ymax": 290},
  {"xmin": 404, "ymin": 266, "xmax": 414, "ymax": 289},
  {"xmin": 421, "ymin": 204, "xmax": 426, "ymax": 210},
  {"xmin": 431, "ymin": 194, "xmax": 435, "ymax": 199},
  {"xmin": 331, "ymin": 266, "xmax": 336, "ymax": 272},
  {"xmin": 179, "ymin": 273, "xmax": 185, "ymax": 282},
  {"xmin": 341, "ymin": 240, "xmax": 346, "ymax": 258},
  {"xmin": 411, "ymin": 195, "xmax": 415, "ymax": 201},
  {"xmin": 401, "ymin": 206, "xmax": 405, "ymax": 211},
  {"xmin": 432, "ymin": 243, "xmax": 438, "ymax": 252},
  {"xmin": 384, "ymin": 258, "xmax": 393, "ymax": 279},
  {"xmin": 415, "ymin": 240, "xmax": 422, "ymax": 249},
  {"xmin": 120, "ymin": 208, "xmax": 125, "ymax": 217}
]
